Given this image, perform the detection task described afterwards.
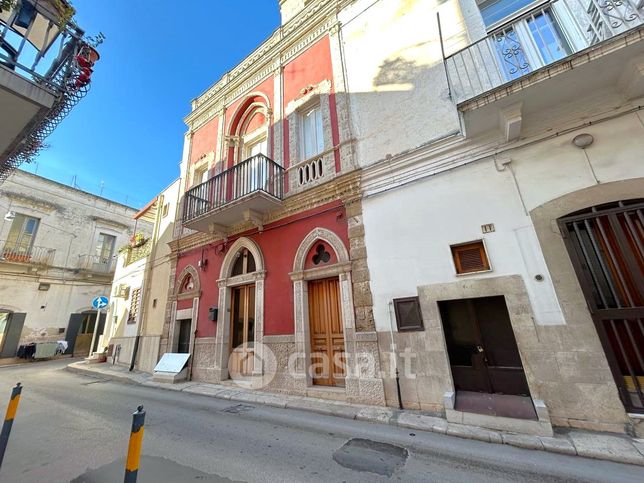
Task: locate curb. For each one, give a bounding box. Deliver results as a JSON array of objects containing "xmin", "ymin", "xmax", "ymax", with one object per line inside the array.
[{"xmin": 66, "ymin": 362, "xmax": 644, "ymax": 467}]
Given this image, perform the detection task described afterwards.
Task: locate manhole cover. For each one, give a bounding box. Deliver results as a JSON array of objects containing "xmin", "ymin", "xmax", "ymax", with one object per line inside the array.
[
  {"xmin": 221, "ymin": 404, "xmax": 255, "ymax": 414},
  {"xmin": 333, "ymin": 438, "xmax": 408, "ymax": 477}
]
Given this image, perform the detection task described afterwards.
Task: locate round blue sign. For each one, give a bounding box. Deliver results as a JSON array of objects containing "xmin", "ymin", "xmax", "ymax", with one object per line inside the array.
[{"xmin": 92, "ymin": 296, "xmax": 109, "ymax": 309}]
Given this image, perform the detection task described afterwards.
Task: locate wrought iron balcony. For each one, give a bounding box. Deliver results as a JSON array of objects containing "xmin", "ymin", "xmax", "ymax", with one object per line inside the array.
[
  {"xmin": 0, "ymin": 0, "xmax": 99, "ymax": 181},
  {"xmin": 443, "ymin": 0, "xmax": 644, "ymax": 104},
  {"xmin": 76, "ymin": 254, "xmax": 115, "ymax": 275},
  {"xmin": 0, "ymin": 241, "xmax": 54, "ymax": 265},
  {"xmin": 183, "ymin": 154, "xmax": 285, "ymax": 234}
]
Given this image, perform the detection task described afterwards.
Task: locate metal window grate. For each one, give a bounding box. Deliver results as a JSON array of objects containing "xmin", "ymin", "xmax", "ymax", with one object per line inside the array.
[{"xmin": 560, "ymin": 199, "xmax": 644, "ymax": 413}]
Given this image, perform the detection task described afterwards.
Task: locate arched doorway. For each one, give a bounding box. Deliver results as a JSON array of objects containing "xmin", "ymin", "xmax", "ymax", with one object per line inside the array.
[
  {"xmin": 291, "ymin": 228, "xmax": 355, "ymax": 388},
  {"xmin": 214, "ymin": 237, "xmax": 265, "ymax": 383},
  {"xmin": 559, "ymin": 199, "xmax": 643, "ymax": 413},
  {"xmin": 169, "ymin": 265, "xmax": 201, "ymax": 355}
]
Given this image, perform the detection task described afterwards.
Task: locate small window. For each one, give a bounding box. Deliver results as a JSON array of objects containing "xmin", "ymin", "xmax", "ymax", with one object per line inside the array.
[
  {"xmin": 193, "ymin": 166, "xmax": 208, "ymax": 186},
  {"xmin": 451, "ymin": 241, "xmax": 491, "ymax": 274},
  {"xmin": 179, "ymin": 275, "xmax": 195, "ymax": 293},
  {"xmin": 162, "ymin": 203, "xmax": 170, "ymax": 218},
  {"xmin": 128, "ymin": 288, "xmax": 141, "ymax": 324},
  {"xmin": 300, "ymin": 104, "xmax": 324, "ymax": 160},
  {"xmin": 393, "ymin": 297, "xmax": 424, "ymax": 332}
]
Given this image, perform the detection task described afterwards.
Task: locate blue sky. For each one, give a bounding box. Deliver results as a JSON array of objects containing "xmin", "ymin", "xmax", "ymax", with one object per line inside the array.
[{"xmin": 21, "ymin": 0, "xmax": 281, "ymax": 208}]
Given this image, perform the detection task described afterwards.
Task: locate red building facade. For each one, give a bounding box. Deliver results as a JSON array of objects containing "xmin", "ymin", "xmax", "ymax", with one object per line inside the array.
[{"xmin": 161, "ymin": 1, "xmax": 385, "ymax": 405}]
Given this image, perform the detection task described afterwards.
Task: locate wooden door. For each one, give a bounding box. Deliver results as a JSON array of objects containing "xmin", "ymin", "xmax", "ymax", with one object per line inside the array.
[
  {"xmin": 439, "ymin": 296, "xmax": 530, "ymax": 396},
  {"xmin": 308, "ymin": 278, "xmax": 345, "ymax": 386},
  {"xmin": 229, "ymin": 284, "xmax": 255, "ymax": 377}
]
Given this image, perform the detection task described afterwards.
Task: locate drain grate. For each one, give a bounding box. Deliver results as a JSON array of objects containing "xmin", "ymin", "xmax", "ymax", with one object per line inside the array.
[{"xmin": 221, "ymin": 404, "xmax": 255, "ymax": 414}]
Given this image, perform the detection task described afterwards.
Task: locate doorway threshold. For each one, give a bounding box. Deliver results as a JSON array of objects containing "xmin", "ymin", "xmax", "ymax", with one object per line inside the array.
[
  {"xmin": 444, "ymin": 391, "xmax": 553, "ymax": 437},
  {"xmin": 306, "ymin": 385, "xmax": 347, "ymax": 402},
  {"xmin": 455, "ymin": 391, "xmax": 537, "ymax": 420}
]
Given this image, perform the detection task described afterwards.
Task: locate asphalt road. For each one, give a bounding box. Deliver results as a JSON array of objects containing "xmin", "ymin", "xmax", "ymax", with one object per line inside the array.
[{"xmin": 0, "ymin": 359, "xmax": 641, "ymax": 482}]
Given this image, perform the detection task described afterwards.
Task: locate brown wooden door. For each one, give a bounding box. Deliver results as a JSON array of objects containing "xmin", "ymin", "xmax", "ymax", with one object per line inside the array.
[
  {"xmin": 308, "ymin": 277, "xmax": 345, "ymax": 386},
  {"xmin": 560, "ymin": 200, "xmax": 644, "ymax": 413},
  {"xmin": 439, "ymin": 296, "xmax": 531, "ymax": 396},
  {"xmin": 229, "ymin": 284, "xmax": 255, "ymax": 377}
]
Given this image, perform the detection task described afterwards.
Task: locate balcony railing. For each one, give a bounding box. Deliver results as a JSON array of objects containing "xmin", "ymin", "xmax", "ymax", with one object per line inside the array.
[
  {"xmin": 77, "ymin": 254, "xmax": 115, "ymax": 274},
  {"xmin": 0, "ymin": 0, "xmax": 84, "ymax": 94},
  {"xmin": 124, "ymin": 240, "xmax": 151, "ymax": 267},
  {"xmin": 1, "ymin": 241, "xmax": 54, "ymax": 265},
  {"xmin": 443, "ymin": 0, "xmax": 644, "ymax": 104},
  {"xmin": 183, "ymin": 154, "xmax": 285, "ymax": 224},
  {"xmin": 0, "ymin": 1, "xmax": 99, "ymax": 181}
]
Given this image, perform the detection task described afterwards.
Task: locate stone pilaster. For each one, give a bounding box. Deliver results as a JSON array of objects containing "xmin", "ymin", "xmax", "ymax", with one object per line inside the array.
[{"xmin": 346, "ymin": 198, "xmax": 375, "ymax": 332}]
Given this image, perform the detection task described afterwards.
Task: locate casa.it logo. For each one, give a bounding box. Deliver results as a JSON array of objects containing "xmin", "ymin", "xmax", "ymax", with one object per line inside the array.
[{"xmin": 227, "ymin": 342, "xmax": 277, "ymax": 389}]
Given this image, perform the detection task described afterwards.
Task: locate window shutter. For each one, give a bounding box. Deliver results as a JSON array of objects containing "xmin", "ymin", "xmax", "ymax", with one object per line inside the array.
[
  {"xmin": 451, "ymin": 241, "xmax": 490, "ymax": 274},
  {"xmin": 393, "ymin": 297, "xmax": 424, "ymax": 332},
  {"xmin": 127, "ymin": 288, "xmax": 141, "ymax": 324}
]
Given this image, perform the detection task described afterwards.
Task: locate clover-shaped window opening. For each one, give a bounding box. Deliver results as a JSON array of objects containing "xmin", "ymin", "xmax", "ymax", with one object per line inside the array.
[
  {"xmin": 312, "ymin": 243, "xmax": 331, "ymax": 265},
  {"xmin": 180, "ymin": 275, "xmax": 195, "ymax": 293},
  {"xmin": 231, "ymin": 248, "xmax": 257, "ymax": 276}
]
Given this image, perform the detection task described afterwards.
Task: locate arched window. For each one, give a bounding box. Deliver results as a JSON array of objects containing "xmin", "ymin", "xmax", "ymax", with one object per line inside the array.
[
  {"xmin": 179, "ymin": 274, "xmax": 195, "ymax": 293},
  {"xmin": 231, "ymin": 248, "xmax": 256, "ymax": 276}
]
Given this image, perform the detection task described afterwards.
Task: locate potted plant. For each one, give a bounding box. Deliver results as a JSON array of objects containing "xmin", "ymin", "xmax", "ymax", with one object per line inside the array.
[{"xmin": 130, "ymin": 232, "xmax": 147, "ymax": 248}]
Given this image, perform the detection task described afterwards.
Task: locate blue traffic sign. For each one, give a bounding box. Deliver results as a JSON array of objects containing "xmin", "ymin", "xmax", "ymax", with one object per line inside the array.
[{"xmin": 92, "ymin": 296, "xmax": 109, "ymax": 310}]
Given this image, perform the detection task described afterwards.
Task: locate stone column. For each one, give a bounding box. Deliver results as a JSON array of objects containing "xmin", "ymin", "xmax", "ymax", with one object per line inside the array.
[
  {"xmin": 213, "ymin": 279, "xmax": 230, "ymax": 382},
  {"xmin": 291, "ymin": 278, "xmax": 310, "ymax": 390}
]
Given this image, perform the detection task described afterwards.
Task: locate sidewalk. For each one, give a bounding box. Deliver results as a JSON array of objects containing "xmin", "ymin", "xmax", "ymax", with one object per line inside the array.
[{"xmin": 67, "ymin": 361, "xmax": 644, "ymax": 467}]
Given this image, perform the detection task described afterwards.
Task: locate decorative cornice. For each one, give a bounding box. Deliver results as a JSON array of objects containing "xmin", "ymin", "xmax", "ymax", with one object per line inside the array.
[
  {"xmin": 169, "ymin": 170, "xmax": 361, "ymax": 254},
  {"xmin": 184, "ymin": 0, "xmax": 356, "ymax": 131},
  {"xmin": 1, "ymin": 191, "xmax": 60, "ymax": 213},
  {"xmin": 91, "ymin": 216, "xmax": 130, "ymax": 231}
]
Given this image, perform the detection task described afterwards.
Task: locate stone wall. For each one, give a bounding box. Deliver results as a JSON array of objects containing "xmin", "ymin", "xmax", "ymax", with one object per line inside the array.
[{"xmin": 190, "ymin": 338, "xmax": 217, "ymax": 381}]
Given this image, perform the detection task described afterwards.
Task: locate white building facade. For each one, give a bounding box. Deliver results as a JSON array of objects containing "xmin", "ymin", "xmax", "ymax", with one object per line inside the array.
[
  {"xmin": 103, "ymin": 179, "xmax": 180, "ymax": 373},
  {"xmin": 0, "ymin": 170, "xmax": 145, "ymax": 358},
  {"xmin": 337, "ymin": 0, "xmax": 644, "ymax": 437}
]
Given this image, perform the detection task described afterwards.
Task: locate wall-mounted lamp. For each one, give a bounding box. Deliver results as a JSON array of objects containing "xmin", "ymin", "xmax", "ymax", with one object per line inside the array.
[
  {"xmin": 4, "ymin": 211, "xmax": 15, "ymax": 221},
  {"xmin": 572, "ymin": 133, "xmax": 594, "ymax": 149},
  {"xmin": 197, "ymin": 258, "xmax": 208, "ymax": 270}
]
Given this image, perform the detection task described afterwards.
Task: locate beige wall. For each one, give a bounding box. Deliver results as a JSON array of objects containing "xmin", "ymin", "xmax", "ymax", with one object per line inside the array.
[{"xmin": 0, "ymin": 170, "xmax": 147, "ymax": 350}]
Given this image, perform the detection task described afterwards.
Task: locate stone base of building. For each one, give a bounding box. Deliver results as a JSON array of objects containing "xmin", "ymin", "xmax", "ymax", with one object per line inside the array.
[
  {"xmin": 108, "ymin": 335, "xmax": 160, "ymax": 373},
  {"xmin": 187, "ymin": 336, "xmax": 386, "ymax": 406}
]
